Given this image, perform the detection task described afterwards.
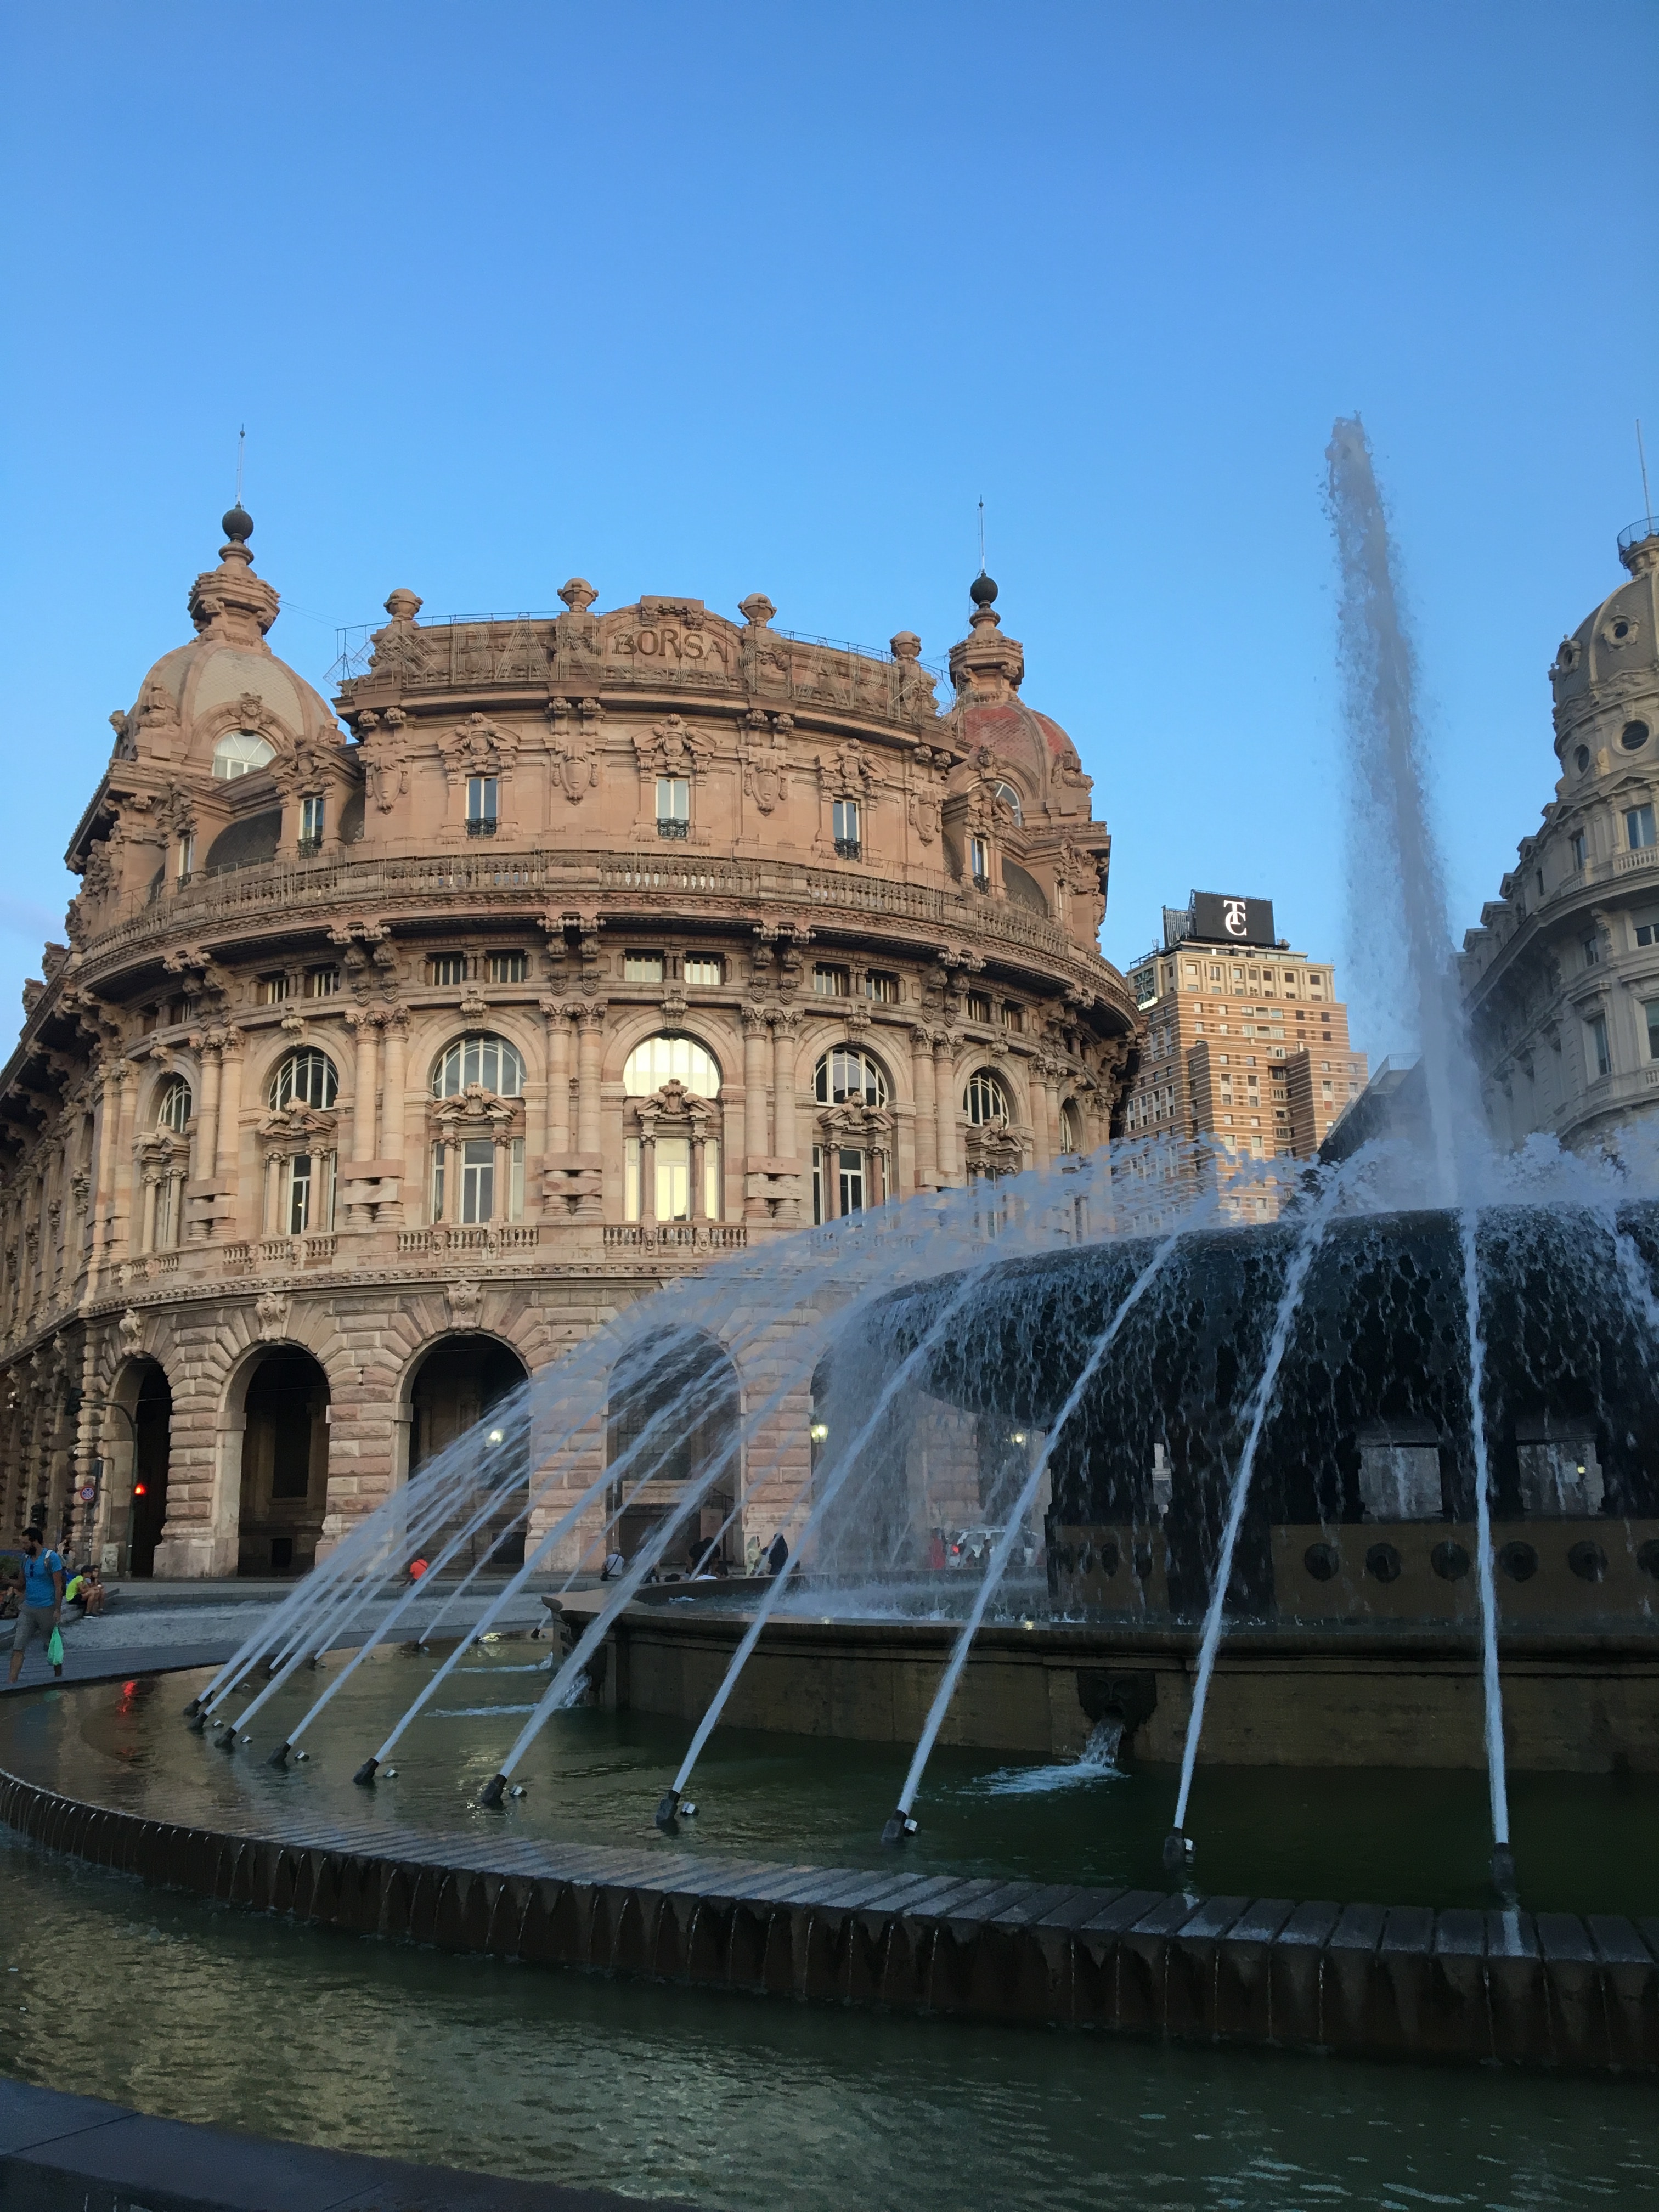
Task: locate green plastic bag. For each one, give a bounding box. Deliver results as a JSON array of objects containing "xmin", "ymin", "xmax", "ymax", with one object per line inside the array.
[{"xmin": 46, "ymin": 1626, "xmax": 63, "ymax": 1669}]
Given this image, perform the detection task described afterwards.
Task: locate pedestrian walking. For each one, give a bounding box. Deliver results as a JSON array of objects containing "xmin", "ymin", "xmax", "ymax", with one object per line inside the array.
[{"xmin": 6, "ymin": 1527, "xmax": 66, "ymax": 1686}]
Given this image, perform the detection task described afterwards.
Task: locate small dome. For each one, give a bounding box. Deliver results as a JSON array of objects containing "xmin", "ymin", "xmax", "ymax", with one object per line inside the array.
[
  {"xmin": 970, "ymin": 571, "xmax": 998, "ymax": 608},
  {"xmin": 1550, "ymin": 545, "xmax": 1659, "ymax": 757},
  {"xmin": 222, "ymin": 504, "xmax": 254, "ymax": 545}
]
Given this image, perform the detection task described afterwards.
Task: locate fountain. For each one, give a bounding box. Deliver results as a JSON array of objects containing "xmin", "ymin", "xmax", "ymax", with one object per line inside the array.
[{"xmin": 2, "ymin": 426, "xmax": 1657, "ymax": 2079}]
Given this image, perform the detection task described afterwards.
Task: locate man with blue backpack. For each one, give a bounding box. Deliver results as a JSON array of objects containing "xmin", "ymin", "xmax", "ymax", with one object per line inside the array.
[{"xmin": 6, "ymin": 1527, "xmax": 65, "ymax": 1686}]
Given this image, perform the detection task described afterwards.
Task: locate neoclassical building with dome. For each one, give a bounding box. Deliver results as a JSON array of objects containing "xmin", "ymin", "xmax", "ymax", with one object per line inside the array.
[
  {"xmin": 0, "ymin": 509, "xmax": 1136, "ymax": 1577},
  {"xmin": 1462, "ymin": 516, "xmax": 1659, "ymax": 1154}
]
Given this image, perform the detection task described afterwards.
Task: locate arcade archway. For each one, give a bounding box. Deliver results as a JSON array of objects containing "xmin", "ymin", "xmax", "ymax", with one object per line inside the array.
[
  {"xmin": 606, "ymin": 1329, "xmax": 740, "ymax": 1571},
  {"xmin": 408, "ymin": 1335, "xmax": 531, "ymax": 1570},
  {"xmin": 236, "ymin": 1348, "xmax": 330, "ymax": 1577}
]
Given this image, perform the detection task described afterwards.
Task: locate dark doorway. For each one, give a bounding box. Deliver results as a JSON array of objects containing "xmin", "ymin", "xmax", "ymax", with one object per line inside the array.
[
  {"xmin": 238, "ymin": 1350, "xmax": 330, "ymax": 1577},
  {"xmin": 128, "ymin": 1363, "xmax": 172, "ymax": 1578},
  {"xmin": 409, "ymin": 1336, "xmax": 531, "ymax": 1571},
  {"xmin": 607, "ymin": 1329, "xmax": 740, "ymax": 1571}
]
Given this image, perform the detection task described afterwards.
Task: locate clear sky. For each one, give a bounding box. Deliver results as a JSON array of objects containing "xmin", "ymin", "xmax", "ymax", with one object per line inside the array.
[{"xmin": 2, "ymin": 2, "xmax": 1655, "ymax": 1065}]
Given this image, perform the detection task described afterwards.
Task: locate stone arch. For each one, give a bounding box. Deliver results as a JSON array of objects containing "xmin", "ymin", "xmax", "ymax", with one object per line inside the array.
[
  {"xmin": 424, "ymin": 1018, "xmax": 538, "ymax": 1099},
  {"xmin": 107, "ymin": 1354, "xmax": 173, "ymax": 1577},
  {"xmin": 228, "ymin": 1342, "xmax": 332, "ymax": 1576},
  {"xmin": 605, "ymin": 1326, "xmax": 741, "ymax": 1571},
  {"xmin": 605, "ymin": 1012, "xmax": 730, "ymax": 1090},
  {"xmin": 789, "ymin": 1014, "xmax": 913, "ymax": 1109},
  {"xmin": 403, "ymin": 1331, "xmax": 533, "ymax": 1571}
]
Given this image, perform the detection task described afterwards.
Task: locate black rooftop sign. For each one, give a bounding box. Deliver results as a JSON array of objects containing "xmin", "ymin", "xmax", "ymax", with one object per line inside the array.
[{"xmin": 1188, "ymin": 893, "xmax": 1276, "ymax": 947}]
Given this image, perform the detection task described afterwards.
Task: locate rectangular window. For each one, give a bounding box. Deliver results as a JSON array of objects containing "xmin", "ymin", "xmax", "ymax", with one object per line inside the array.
[
  {"xmin": 623, "ymin": 1136, "xmax": 640, "ymax": 1223},
  {"xmin": 1583, "ymin": 931, "xmax": 1601, "ymax": 969},
  {"xmin": 655, "ymin": 1137, "xmax": 692, "ymax": 1222},
  {"xmin": 1001, "ymin": 1003, "xmax": 1023, "ymax": 1032},
  {"xmin": 488, "ymin": 951, "xmax": 527, "ymax": 984},
  {"xmin": 177, "ymin": 833, "xmax": 195, "ymax": 884},
  {"xmin": 969, "ymin": 835, "xmax": 990, "ymax": 888},
  {"xmin": 432, "ymin": 1142, "xmax": 446, "ymax": 1223},
  {"xmin": 812, "ymin": 964, "xmax": 849, "ymax": 997},
  {"xmin": 509, "ymin": 1136, "xmax": 524, "ymax": 1221},
  {"xmin": 624, "ymin": 950, "xmax": 665, "ymax": 983},
  {"xmin": 303, "ymin": 966, "xmax": 338, "ymax": 1000},
  {"xmin": 1638, "ymin": 923, "xmax": 1659, "ymax": 949},
  {"xmin": 460, "ymin": 1138, "xmax": 495, "ymax": 1224},
  {"xmin": 430, "ymin": 953, "xmax": 468, "ymax": 987},
  {"xmin": 684, "ymin": 955, "xmax": 723, "ymax": 986},
  {"xmin": 259, "ymin": 973, "xmax": 290, "ymax": 1006},
  {"xmin": 466, "ymin": 776, "xmax": 498, "ymax": 836},
  {"xmin": 832, "ymin": 798, "xmax": 861, "ymax": 858},
  {"xmin": 704, "ymin": 1136, "xmax": 721, "ymax": 1220},
  {"xmin": 1571, "ymin": 830, "xmax": 1586, "ymax": 870},
  {"xmin": 1645, "ymin": 1003, "xmax": 1659, "ymax": 1062},
  {"xmin": 865, "ymin": 970, "xmax": 898, "ymax": 1002},
  {"xmin": 287, "ymin": 1154, "xmax": 313, "ymax": 1235},
  {"xmin": 1587, "ymin": 1012, "xmax": 1611, "ymax": 1079},
  {"xmin": 838, "ymin": 1147, "xmax": 866, "ymax": 1216},
  {"xmin": 657, "ymin": 775, "xmax": 690, "ymax": 837},
  {"xmin": 1627, "ymin": 804, "xmax": 1657, "ymax": 851},
  {"xmin": 298, "ymin": 795, "xmax": 325, "ymax": 852},
  {"xmin": 966, "ymin": 992, "xmax": 993, "ymax": 1023}
]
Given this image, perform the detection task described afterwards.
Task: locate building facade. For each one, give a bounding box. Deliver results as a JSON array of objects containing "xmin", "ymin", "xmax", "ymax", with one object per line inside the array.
[
  {"xmin": 0, "ymin": 515, "xmax": 1136, "ymax": 1576},
  {"xmin": 1462, "ymin": 519, "xmax": 1659, "ymax": 1152},
  {"xmin": 1120, "ymin": 893, "xmax": 1365, "ymax": 1212}
]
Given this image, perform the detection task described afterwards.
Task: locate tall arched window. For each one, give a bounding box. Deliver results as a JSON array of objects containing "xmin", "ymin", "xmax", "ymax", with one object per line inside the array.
[
  {"xmin": 155, "ymin": 1076, "xmax": 191, "ymax": 1131},
  {"xmin": 1058, "ymin": 1100, "xmax": 1081, "ymax": 1155},
  {"xmin": 814, "ymin": 1048, "xmax": 888, "ymax": 1108},
  {"xmin": 963, "ymin": 1069, "xmax": 1011, "ymax": 1125},
  {"xmin": 432, "ymin": 1033, "xmax": 526, "ymax": 1099},
  {"xmin": 991, "ymin": 779, "xmax": 1024, "ymax": 826},
  {"xmin": 268, "ymin": 1048, "xmax": 338, "ymax": 1111},
  {"xmin": 212, "ymin": 730, "xmax": 277, "ymax": 781},
  {"xmin": 623, "ymin": 1035, "xmax": 721, "ymax": 1097}
]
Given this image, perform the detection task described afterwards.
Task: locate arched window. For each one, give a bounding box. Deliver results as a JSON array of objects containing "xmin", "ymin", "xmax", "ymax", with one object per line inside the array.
[
  {"xmin": 432, "ymin": 1033, "xmax": 525, "ymax": 1099},
  {"xmin": 963, "ymin": 1069, "xmax": 1011, "ymax": 1125},
  {"xmin": 991, "ymin": 780, "xmax": 1024, "ymax": 826},
  {"xmin": 1058, "ymin": 1101, "xmax": 1080, "ymax": 1154},
  {"xmin": 623, "ymin": 1035, "xmax": 720, "ymax": 1097},
  {"xmin": 268, "ymin": 1048, "xmax": 338, "ymax": 1112},
  {"xmin": 212, "ymin": 730, "xmax": 276, "ymax": 781},
  {"xmin": 156, "ymin": 1076, "xmax": 191, "ymax": 1132},
  {"xmin": 815, "ymin": 1047, "xmax": 888, "ymax": 1108}
]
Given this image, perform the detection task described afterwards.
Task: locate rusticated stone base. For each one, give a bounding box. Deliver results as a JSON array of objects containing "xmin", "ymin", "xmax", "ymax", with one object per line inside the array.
[{"xmin": 0, "ymin": 1757, "xmax": 1654, "ymax": 2073}]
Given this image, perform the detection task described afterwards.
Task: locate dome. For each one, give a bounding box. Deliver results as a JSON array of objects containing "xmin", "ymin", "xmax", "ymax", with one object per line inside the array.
[
  {"xmin": 116, "ymin": 509, "xmax": 343, "ymax": 775},
  {"xmin": 946, "ymin": 576, "xmax": 1092, "ymax": 815},
  {"xmin": 1549, "ymin": 528, "xmax": 1659, "ymax": 762}
]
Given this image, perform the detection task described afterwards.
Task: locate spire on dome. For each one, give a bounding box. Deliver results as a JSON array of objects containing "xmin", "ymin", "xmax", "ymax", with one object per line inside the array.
[
  {"xmin": 949, "ymin": 571, "xmax": 1024, "ymax": 701},
  {"xmin": 188, "ymin": 505, "xmax": 280, "ymax": 648}
]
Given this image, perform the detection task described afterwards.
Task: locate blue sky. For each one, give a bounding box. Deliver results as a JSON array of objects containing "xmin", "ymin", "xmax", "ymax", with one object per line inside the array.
[{"xmin": 2, "ymin": 2, "xmax": 1655, "ymax": 1064}]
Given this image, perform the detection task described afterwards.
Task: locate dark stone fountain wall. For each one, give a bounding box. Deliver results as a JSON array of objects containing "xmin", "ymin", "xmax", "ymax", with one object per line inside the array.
[{"xmin": 885, "ymin": 1201, "xmax": 1659, "ymax": 1622}]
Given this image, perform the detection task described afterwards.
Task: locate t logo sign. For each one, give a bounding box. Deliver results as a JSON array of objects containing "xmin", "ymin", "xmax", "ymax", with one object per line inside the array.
[{"xmin": 1223, "ymin": 899, "xmax": 1248, "ymax": 936}]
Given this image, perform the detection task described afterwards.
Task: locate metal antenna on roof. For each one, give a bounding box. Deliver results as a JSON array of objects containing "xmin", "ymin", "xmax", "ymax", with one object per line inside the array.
[
  {"xmin": 977, "ymin": 496, "xmax": 986, "ymax": 574},
  {"xmin": 1639, "ymin": 420, "xmax": 1653, "ymax": 529},
  {"xmin": 236, "ymin": 426, "xmax": 246, "ymax": 509}
]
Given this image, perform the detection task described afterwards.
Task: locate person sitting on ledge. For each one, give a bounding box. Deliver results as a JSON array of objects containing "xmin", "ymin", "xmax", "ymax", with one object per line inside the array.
[
  {"xmin": 765, "ymin": 1532, "xmax": 789, "ymax": 1576},
  {"xmin": 6, "ymin": 1527, "xmax": 65, "ymax": 1686}
]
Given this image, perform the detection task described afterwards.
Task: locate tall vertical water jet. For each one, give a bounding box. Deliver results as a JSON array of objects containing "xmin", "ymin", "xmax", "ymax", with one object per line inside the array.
[
  {"xmin": 1327, "ymin": 416, "xmax": 1512, "ymax": 1891},
  {"xmin": 1325, "ymin": 417, "xmax": 1480, "ymax": 1200}
]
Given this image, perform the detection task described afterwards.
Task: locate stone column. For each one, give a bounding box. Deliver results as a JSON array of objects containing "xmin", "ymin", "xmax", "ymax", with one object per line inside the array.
[
  {"xmin": 348, "ymin": 1011, "xmax": 379, "ymax": 1163},
  {"xmin": 933, "ymin": 1037, "xmax": 958, "ymax": 1184},
  {"xmin": 380, "ymin": 1012, "xmax": 408, "ymax": 1223},
  {"xmin": 139, "ymin": 1169, "xmax": 159, "ymax": 1255},
  {"xmin": 109, "ymin": 1065, "xmax": 139, "ymax": 1259},
  {"xmin": 190, "ymin": 1041, "xmax": 222, "ymax": 1234},
  {"xmin": 215, "ymin": 1031, "xmax": 243, "ymax": 1177},
  {"xmin": 690, "ymin": 1127, "xmax": 706, "ymax": 1222},
  {"xmin": 771, "ymin": 1013, "xmax": 798, "ymax": 1163},
  {"xmin": 1031, "ymin": 1064, "xmax": 1054, "ymax": 1173},
  {"xmin": 639, "ymin": 1121, "xmax": 657, "ymax": 1225},
  {"xmin": 910, "ymin": 1029, "xmax": 937, "ymax": 1190},
  {"xmin": 545, "ymin": 1004, "xmax": 572, "ymax": 1153},
  {"xmin": 577, "ymin": 1007, "xmax": 605, "ymax": 1154},
  {"xmin": 741, "ymin": 1005, "xmax": 771, "ymax": 1221}
]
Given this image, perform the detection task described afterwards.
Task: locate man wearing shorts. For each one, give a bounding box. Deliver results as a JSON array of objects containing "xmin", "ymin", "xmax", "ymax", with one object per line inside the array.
[{"xmin": 7, "ymin": 1527, "xmax": 65, "ymax": 1685}]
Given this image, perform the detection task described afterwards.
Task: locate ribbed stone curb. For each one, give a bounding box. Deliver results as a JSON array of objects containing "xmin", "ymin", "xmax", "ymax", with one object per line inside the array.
[{"xmin": 1, "ymin": 1760, "xmax": 1655, "ymax": 2071}]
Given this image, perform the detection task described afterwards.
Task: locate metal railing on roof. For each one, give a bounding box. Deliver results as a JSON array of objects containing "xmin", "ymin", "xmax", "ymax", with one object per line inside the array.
[{"xmin": 1618, "ymin": 515, "xmax": 1659, "ymax": 554}]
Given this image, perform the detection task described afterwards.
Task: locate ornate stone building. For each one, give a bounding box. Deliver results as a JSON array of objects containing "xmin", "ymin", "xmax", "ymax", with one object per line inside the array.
[
  {"xmin": 0, "ymin": 513, "xmax": 1136, "ymax": 1577},
  {"xmin": 1462, "ymin": 518, "xmax": 1659, "ymax": 1153}
]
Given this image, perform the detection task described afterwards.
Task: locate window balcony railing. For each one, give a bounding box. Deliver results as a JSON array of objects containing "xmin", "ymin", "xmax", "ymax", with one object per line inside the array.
[
  {"xmin": 466, "ymin": 817, "xmax": 498, "ymax": 838},
  {"xmin": 833, "ymin": 838, "xmax": 862, "ymax": 860},
  {"xmin": 972, "ymin": 872, "xmax": 991, "ymax": 894},
  {"xmin": 297, "ymin": 837, "xmax": 323, "ymax": 859},
  {"xmin": 657, "ymin": 817, "xmax": 690, "ymax": 840}
]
